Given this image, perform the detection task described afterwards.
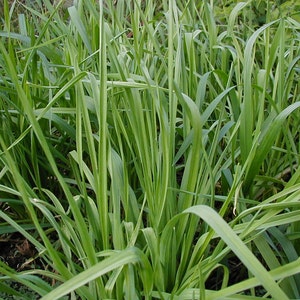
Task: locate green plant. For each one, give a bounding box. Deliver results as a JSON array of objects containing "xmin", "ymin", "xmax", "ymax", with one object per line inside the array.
[{"xmin": 0, "ymin": 0, "xmax": 299, "ymax": 299}]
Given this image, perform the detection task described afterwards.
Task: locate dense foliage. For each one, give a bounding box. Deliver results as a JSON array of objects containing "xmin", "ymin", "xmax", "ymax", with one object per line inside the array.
[{"xmin": 0, "ymin": 0, "xmax": 300, "ymax": 299}]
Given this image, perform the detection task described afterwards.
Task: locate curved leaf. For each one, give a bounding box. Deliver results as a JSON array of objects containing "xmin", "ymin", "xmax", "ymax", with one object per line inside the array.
[{"xmin": 183, "ymin": 205, "xmax": 289, "ymax": 300}]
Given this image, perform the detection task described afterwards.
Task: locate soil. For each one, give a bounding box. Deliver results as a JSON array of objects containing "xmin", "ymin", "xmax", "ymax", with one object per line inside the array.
[
  {"xmin": 0, "ymin": 233, "xmax": 36, "ymax": 271},
  {"xmin": 0, "ymin": 233, "xmax": 40, "ymax": 299}
]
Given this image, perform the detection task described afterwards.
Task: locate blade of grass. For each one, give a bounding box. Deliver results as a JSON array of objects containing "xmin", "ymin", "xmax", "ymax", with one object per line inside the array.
[
  {"xmin": 40, "ymin": 247, "xmax": 153, "ymax": 300},
  {"xmin": 183, "ymin": 205, "xmax": 289, "ymax": 300}
]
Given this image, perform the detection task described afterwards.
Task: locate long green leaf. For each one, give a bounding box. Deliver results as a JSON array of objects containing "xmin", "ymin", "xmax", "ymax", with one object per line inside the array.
[
  {"xmin": 40, "ymin": 247, "xmax": 152, "ymax": 300},
  {"xmin": 183, "ymin": 205, "xmax": 289, "ymax": 300}
]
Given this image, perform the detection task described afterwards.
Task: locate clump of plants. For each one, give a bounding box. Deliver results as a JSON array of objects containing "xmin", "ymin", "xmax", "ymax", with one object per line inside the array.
[{"xmin": 0, "ymin": 0, "xmax": 300, "ymax": 299}]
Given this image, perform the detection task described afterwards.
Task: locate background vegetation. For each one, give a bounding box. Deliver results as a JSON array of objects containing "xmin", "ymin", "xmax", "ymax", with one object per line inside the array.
[{"xmin": 0, "ymin": 0, "xmax": 300, "ymax": 299}]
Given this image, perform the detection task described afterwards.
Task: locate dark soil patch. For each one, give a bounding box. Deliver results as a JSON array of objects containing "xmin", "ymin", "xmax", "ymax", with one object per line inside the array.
[
  {"xmin": 0, "ymin": 233, "xmax": 40, "ymax": 299},
  {"xmin": 0, "ymin": 233, "xmax": 36, "ymax": 271}
]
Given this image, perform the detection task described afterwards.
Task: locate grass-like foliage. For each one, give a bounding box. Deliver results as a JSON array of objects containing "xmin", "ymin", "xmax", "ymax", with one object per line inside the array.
[{"xmin": 0, "ymin": 0, "xmax": 300, "ymax": 299}]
